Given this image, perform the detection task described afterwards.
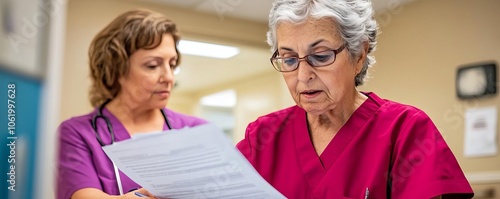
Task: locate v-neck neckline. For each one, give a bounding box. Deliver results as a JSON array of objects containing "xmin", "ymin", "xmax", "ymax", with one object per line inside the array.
[
  {"xmin": 101, "ymin": 107, "xmax": 170, "ymax": 142},
  {"xmin": 293, "ymin": 93, "xmax": 381, "ymax": 186}
]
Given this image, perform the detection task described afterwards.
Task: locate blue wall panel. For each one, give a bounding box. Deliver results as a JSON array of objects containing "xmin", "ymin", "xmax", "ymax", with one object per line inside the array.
[{"xmin": 0, "ymin": 67, "xmax": 41, "ymax": 199}]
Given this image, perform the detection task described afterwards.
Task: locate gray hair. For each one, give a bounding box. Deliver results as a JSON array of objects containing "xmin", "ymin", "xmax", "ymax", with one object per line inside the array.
[{"xmin": 267, "ymin": 0, "xmax": 378, "ymax": 86}]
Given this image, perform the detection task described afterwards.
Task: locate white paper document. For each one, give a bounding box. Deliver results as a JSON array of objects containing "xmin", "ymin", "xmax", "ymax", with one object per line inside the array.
[
  {"xmin": 102, "ymin": 124, "xmax": 286, "ymax": 199},
  {"xmin": 464, "ymin": 107, "xmax": 498, "ymax": 157}
]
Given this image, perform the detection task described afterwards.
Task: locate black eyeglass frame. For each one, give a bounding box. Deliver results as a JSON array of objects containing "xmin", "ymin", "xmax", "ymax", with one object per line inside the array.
[{"xmin": 269, "ymin": 44, "xmax": 346, "ymax": 72}]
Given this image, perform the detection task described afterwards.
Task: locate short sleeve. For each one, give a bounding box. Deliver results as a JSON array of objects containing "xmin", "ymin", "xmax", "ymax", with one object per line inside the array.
[
  {"xmin": 390, "ymin": 110, "xmax": 474, "ymax": 199},
  {"xmin": 236, "ymin": 122, "xmax": 255, "ymax": 162},
  {"xmin": 56, "ymin": 122, "xmax": 102, "ymax": 199}
]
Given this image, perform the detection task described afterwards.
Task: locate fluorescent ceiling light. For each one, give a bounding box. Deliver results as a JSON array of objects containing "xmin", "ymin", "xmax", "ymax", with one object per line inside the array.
[
  {"xmin": 178, "ymin": 40, "xmax": 240, "ymax": 59},
  {"xmin": 200, "ymin": 89, "xmax": 236, "ymax": 108}
]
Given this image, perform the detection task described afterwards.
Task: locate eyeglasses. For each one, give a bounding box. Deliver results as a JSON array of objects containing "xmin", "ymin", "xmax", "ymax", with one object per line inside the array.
[{"xmin": 270, "ymin": 44, "xmax": 346, "ymax": 72}]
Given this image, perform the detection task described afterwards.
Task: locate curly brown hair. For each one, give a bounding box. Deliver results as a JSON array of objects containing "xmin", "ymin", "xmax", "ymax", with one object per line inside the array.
[{"xmin": 88, "ymin": 9, "xmax": 181, "ymax": 107}]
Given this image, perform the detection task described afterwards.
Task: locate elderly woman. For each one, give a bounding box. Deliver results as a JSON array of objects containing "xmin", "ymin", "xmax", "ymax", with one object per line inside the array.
[
  {"xmin": 236, "ymin": 0, "xmax": 474, "ymax": 198},
  {"xmin": 56, "ymin": 9, "xmax": 206, "ymax": 199}
]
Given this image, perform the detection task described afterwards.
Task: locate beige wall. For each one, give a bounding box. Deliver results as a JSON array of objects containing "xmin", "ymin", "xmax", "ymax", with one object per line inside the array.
[
  {"xmin": 360, "ymin": 0, "xmax": 500, "ymax": 194},
  {"xmin": 200, "ymin": 72, "xmax": 294, "ymax": 143},
  {"xmin": 168, "ymin": 93, "xmax": 199, "ymax": 115}
]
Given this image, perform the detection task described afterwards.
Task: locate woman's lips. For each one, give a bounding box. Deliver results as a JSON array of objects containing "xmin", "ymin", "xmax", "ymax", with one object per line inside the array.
[
  {"xmin": 300, "ymin": 90, "xmax": 322, "ymax": 98},
  {"xmin": 155, "ymin": 91, "xmax": 170, "ymax": 98}
]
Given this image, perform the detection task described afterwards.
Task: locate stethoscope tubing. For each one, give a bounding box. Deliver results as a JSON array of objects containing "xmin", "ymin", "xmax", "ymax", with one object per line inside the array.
[{"xmin": 91, "ymin": 100, "xmax": 172, "ymax": 195}]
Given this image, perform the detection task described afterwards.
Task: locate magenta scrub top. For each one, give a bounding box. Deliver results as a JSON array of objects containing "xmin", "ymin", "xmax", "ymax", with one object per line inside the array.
[
  {"xmin": 237, "ymin": 92, "xmax": 473, "ymax": 199},
  {"xmin": 56, "ymin": 107, "xmax": 207, "ymax": 199}
]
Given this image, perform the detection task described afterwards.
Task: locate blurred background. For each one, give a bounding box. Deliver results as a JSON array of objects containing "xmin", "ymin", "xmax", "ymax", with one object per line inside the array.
[{"xmin": 0, "ymin": 0, "xmax": 499, "ymax": 198}]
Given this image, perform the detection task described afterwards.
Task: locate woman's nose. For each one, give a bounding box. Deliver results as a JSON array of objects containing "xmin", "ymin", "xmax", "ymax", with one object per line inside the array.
[
  {"xmin": 296, "ymin": 60, "xmax": 315, "ymax": 82},
  {"xmin": 160, "ymin": 64, "xmax": 175, "ymax": 82}
]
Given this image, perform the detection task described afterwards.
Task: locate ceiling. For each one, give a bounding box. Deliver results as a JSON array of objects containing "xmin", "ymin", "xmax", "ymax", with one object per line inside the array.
[
  {"xmin": 134, "ymin": 0, "xmax": 415, "ymax": 95},
  {"xmin": 139, "ymin": 0, "xmax": 275, "ymax": 23},
  {"xmin": 137, "ymin": 0, "xmax": 414, "ymax": 23}
]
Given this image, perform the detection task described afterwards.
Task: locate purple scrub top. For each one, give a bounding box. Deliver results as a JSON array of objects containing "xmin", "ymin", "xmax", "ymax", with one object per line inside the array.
[{"xmin": 56, "ymin": 107, "xmax": 206, "ymax": 199}]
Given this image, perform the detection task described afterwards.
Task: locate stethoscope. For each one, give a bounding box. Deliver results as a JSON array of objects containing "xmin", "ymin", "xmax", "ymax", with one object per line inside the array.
[{"xmin": 91, "ymin": 99, "xmax": 172, "ymax": 195}]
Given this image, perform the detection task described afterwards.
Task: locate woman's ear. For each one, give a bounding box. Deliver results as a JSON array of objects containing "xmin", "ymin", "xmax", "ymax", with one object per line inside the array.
[
  {"xmin": 355, "ymin": 41, "xmax": 369, "ymax": 74},
  {"xmin": 117, "ymin": 75, "xmax": 123, "ymax": 85},
  {"xmin": 358, "ymin": 41, "xmax": 369, "ymax": 63}
]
